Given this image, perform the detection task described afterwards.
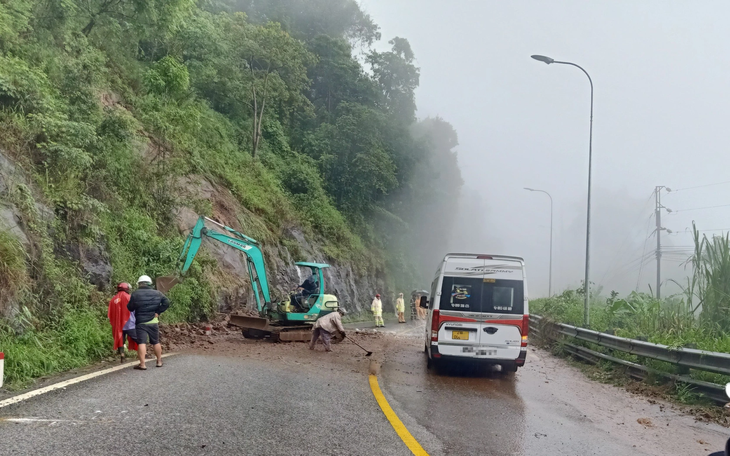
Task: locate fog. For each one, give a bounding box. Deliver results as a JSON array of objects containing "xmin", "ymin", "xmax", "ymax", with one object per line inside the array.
[{"xmin": 360, "ymin": 0, "xmax": 730, "ymax": 298}]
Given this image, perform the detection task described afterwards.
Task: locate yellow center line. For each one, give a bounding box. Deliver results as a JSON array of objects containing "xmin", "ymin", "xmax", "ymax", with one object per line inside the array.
[{"xmin": 369, "ymin": 374, "xmax": 429, "ymax": 456}]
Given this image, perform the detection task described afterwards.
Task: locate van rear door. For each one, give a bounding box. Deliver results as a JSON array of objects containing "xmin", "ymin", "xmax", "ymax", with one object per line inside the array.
[
  {"xmin": 435, "ymin": 261, "xmax": 484, "ymax": 358},
  {"xmin": 476, "ymin": 278, "xmax": 524, "ymax": 360}
]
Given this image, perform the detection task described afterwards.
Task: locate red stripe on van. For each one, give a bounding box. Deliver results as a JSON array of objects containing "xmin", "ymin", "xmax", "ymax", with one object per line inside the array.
[
  {"xmin": 438, "ymin": 315, "xmax": 478, "ymax": 324},
  {"xmin": 482, "ymin": 319, "xmax": 523, "ymax": 326}
]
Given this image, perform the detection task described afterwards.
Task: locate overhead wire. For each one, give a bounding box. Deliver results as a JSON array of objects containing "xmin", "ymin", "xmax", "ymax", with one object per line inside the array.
[
  {"xmin": 672, "ymin": 203, "xmax": 730, "ymax": 213},
  {"xmin": 670, "ymin": 180, "xmax": 730, "ymax": 193}
]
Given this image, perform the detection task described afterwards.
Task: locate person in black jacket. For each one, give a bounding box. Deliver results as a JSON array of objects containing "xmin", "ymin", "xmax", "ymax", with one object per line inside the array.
[{"xmin": 127, "ymin": 275, "xmax": 170, "ymax": 370}]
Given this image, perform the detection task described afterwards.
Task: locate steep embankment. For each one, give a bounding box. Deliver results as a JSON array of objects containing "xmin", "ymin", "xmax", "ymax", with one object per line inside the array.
[{"xmin": 0, "ymin": 0, "xmax": 463, "ymax": 387}]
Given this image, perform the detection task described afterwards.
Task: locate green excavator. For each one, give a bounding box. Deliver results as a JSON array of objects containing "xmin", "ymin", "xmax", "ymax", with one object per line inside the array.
[{"xmin": 158, "ymin": 216, "xmax": 340, "ymax": 342}]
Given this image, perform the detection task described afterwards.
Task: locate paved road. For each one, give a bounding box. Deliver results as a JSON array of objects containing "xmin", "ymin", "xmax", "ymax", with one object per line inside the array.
[
  {"xmin": 0, "ymin": 325, "xmax": 727, "ymax": 455},
  {"xmin": 0, "ymin": 354, "xmax": 411, "ymax": 456}
]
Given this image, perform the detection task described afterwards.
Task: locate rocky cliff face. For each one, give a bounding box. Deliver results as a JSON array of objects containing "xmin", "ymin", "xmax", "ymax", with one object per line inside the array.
[
  {"xmin": 173, "ymin": 178, "xmax": 393, "ymax": 316},
  {"xmin": 0, "ymin": 150, "xmax": 394, "ymax": 320}
]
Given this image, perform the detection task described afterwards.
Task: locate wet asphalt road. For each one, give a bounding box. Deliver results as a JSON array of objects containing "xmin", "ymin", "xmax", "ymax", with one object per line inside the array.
[
  {"xmin": 0, "ymin": 354, "xmax": 410, "ymax": 456},
  {"xmin": 0, "ymin": 323, "xmax": 726, "ymax": 455}
]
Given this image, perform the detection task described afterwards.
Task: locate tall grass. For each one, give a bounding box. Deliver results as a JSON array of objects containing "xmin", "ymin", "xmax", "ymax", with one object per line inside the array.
[
  {"xmin": 0, "ymin": 306, "xmax": 111, "ymax": 388},
  {"xmin": 679, "ymin": 223, "xmax": 730, "ymax": 332}
]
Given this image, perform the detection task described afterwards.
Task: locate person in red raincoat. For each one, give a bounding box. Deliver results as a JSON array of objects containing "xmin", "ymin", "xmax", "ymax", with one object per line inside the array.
[{"xmin": 108, "ymin": 283, "xmax": 137, "ymax": 362}]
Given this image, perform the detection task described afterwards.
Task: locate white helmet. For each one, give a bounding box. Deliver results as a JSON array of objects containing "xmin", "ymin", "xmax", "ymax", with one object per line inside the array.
[
  {"xmin": 337, "ymin": 307, "xmax": 347, "ymax": 316},
  {"xmin": 137, "ymin": 275, "xmax": 152, "ymax": 284}
]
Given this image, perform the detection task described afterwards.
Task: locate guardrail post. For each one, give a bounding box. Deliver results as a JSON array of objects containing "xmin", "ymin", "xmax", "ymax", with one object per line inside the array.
[
  {"xmin": 677, "ymin": 343, "xmax": 696, "ymax": 376},
  {"xmin": 635, "ymin": 335, "xmax": 648, "ymax": 367}
]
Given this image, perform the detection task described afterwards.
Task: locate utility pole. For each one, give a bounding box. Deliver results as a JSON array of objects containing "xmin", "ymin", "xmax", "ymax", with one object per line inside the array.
[
  {"xmin": 654, "ymin": 186, "xmax": 673, "ymax": 299},
  {"xmin": 655, "ymin": 186, "xmax": 662, "ymax": 299}
]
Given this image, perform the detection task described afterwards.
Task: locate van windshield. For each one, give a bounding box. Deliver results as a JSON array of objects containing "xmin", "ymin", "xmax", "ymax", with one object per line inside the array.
[{"xmin": 439, "ymin": 276, "xmax": 524, "ymax": 314}]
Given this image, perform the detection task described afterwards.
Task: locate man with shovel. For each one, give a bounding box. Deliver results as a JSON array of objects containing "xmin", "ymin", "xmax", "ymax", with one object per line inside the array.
[{"xmin": 309, "ymin": 307, "xmax": 346, "ymax": 352}]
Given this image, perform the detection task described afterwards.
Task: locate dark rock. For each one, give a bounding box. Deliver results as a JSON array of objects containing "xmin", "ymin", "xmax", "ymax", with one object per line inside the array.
[{"xmin": 65, "ymin": 241, "xmax": 113, "ymax": 291}]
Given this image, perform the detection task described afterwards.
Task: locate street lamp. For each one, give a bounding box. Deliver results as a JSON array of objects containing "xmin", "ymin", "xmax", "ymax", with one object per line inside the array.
[
  {"xmin": 524, "ymin": 187, "xmax": 553, "ymax": 297},
  {"xmin": 531, "ymin": 54, "xmax": 594, "ymax": 327}
]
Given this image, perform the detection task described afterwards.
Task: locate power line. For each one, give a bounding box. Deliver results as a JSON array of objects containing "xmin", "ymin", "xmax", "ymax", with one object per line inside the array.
[
  {"xmin": 673, "ymin": 203, "xmax": 730, "ymax": 213},
  {"xmin": 671, "ymin": 180, "xmax": 730, "ymax": 193}
]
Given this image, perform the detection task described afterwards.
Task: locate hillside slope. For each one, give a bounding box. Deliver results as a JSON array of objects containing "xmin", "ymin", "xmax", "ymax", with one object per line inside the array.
[{"xmin": 0, "ymin": 0, "xmax": 463, "ymax": 386}]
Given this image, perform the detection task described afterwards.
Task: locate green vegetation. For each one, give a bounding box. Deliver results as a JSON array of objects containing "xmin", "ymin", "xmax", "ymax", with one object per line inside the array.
[
  {"xmin": 0, "ymin": 0, "xmax": 463, "ymax": 387},
  {"xmin": 533, "ymin": 225, "xmax": 730, "ymax": 395}
]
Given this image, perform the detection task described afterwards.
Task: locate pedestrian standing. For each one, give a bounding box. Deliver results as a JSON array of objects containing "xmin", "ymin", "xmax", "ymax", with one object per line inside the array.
[
  {"xmin": 396, "ymin": 293, "xmax": 406, "ymax": 323},
  {"xmin": 108, "ymin": 283, "xmax": 138, "ymax": 363},
  {"xmin": 127, "ymin": 275, "xmax": 170, "ymax": 370},
  {"xmin": 415, "ymin": 293, "xmax": 426, "ymax": 320},
  {"xmin": 309, "ymin": 308, "xmax": 347, "ymax": 352},
  {"xmin": 371, "ymin": 294, "xmax": 384, "ymax": 328}
]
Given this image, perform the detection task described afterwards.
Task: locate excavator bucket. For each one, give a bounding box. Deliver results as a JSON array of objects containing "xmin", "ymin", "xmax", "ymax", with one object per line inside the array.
[
  {"xmin": 229, "ymin": 314, "xmax": 272, "ymax": 331},
  {"xmin": 156, "ymin": 276, "xmax": 180, "ymax": 294}
]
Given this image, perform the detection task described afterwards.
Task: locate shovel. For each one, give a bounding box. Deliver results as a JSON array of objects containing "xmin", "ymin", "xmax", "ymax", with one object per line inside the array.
[{"xmin": 344, "ymin": 335, "xmax": 373, "ymax": 356}]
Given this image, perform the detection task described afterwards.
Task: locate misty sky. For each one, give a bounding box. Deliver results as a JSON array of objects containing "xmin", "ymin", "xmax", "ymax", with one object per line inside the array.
[{"xmin": 360, "ymin": 0, "xmax": 730, "ymax": 298}]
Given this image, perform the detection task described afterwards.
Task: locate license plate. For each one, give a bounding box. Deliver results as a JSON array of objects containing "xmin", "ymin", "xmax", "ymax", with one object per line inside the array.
[
  {"xmin": 477, "ymin": 349, "xmax": 497, "ymax": 356},
  {"xmin": 452, "ymin": 330, "xmax": 469, "ymax": 340}
]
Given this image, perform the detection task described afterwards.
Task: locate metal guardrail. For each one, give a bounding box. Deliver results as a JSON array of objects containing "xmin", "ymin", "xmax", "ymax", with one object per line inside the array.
[{"xmin": 529, "ymin": 314, "xmax": 730, "ymax": 404}]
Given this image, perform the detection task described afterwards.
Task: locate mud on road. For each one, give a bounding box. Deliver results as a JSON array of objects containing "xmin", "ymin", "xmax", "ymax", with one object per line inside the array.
[{"xmin": 158, "ymin": 319, "xmax": 728, "ymax": 455}]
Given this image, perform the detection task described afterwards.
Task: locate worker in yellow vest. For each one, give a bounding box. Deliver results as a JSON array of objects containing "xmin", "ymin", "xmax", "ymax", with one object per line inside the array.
[
  {"xmin": 371, "ymin": 294, "xmax": 384, "ymax": 327},
  {"xmin": 396, "ymin": 293, "xmax": 406, "ymax": 323}
]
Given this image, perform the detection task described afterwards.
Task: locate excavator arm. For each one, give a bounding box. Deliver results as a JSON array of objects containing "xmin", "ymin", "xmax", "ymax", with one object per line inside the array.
[{"xmin": 179, "ymin": 216, "xmax": 272, "ymax": 314}]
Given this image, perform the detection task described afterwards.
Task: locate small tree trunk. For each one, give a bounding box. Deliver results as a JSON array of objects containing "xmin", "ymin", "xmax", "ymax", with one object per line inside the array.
[{"xmin": 82, "ymin": 18, "xmax": 96, "ymax": 36}]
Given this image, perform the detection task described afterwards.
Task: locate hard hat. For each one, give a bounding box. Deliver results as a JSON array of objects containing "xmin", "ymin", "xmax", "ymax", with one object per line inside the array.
[
  {"xmin": 375, "ymin": 294, "xmax": 381, "ymax": 298},
  {"xmin": 137, "ymin": 275, "xmax": 152, "ymax": 284},
  {"xmin": 337, "ymin": 307, "xmax": 347, "ymax": 315},
  {"xmin": 117, "ymin": 282, "xmax": 131, "ymax": 292}
]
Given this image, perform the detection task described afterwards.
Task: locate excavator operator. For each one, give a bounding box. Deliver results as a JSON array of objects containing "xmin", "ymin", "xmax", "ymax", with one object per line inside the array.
[{"xmin": 291, "ymin": 268, "xmax": 319, "ymax": 312}]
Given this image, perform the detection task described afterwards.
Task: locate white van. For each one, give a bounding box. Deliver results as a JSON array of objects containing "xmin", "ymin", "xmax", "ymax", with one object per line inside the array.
[{"xmin": 424, "ymin": 253, "xmax": 529, "ymax": 372}]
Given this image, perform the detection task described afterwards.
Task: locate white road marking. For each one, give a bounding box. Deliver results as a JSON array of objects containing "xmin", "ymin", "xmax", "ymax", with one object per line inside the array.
[
  {"xmin": 1, "ymin": 418, "xmax": 77, "ymax": 423},
  {"xmin": 0, "ymin": 353, "xmax": 178, "ymax": 409}
]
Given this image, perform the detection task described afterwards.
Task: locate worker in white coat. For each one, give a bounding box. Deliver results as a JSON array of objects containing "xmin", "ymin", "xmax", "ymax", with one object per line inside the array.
[{"xmin": 371, "ymin": 293, "xmax": 384, "ymax": 327}]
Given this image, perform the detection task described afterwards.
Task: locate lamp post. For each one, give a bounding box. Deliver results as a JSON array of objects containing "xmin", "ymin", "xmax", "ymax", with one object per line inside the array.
[
  {"xmin": 531, "ymin": 54, "xmax": 594, "ymax": 327},
  {"xmin": 524, "ymin": 187, "xmax": 553, "ymax": 297}
]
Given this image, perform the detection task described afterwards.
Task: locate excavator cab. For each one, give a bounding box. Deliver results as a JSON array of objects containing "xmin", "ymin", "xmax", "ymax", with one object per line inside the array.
[{"xmin": 283, "ymin": 262, "xmax": 339, "ymax": 317}]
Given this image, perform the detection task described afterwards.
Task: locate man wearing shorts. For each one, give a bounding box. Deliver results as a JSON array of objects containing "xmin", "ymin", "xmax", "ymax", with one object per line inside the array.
[{"xmin": 127, "ymin": 275, "xmax": 170, "ymax": 370}]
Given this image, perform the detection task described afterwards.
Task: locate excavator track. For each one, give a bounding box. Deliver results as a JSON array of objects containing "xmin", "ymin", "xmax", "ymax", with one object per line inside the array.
[
  {"xmin": 229, "ymin": 314, "xmax": 314, "ymax": 342},
  {"xmin": 229, "ymin": 314, "xmax": 343, "ymax": 343}
]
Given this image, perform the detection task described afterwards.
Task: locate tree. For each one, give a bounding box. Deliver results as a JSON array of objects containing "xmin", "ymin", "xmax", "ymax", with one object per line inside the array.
[
  {"xmin": 367, "ymin": 37, "xmax": 420, "ymax": 125},
  {"xmin": 306, "ymin": 35, "xmax": 378, "ymax": 115},
  {"xmin": 75, "ymin": 0, "xmax": 194, "ymax": 37},
  {"xmin": 233, "ymin": 0, "xmax": 381, "ymax": 46},
  {"xmin": 226, "ymin": 15, "xmax": 313, "ymax": 157},
  {"xmin": 304, "ymin": 103, "xmax": 398, "ymax": 214}
]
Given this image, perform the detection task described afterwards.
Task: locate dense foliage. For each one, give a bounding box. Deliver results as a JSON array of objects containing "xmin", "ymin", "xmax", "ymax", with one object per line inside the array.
[{"xmin": 0, "ymin": 0, "xmax": 463, "ymax": 386}]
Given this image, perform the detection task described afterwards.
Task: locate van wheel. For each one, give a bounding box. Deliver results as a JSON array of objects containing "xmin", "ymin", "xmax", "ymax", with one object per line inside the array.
[{"xmin": 502, "ymin": 363, "xmax": 518, "ymax": 373}]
